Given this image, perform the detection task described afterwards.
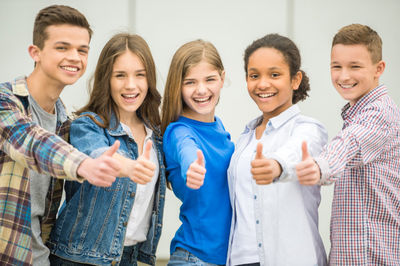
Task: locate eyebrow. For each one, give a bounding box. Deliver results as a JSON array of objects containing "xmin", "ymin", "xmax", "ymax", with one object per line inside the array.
[
  {"xmin": 54, "ymin": 41, "xmax": 90, "ymax": 49},
  {"xmin": 184, "ymin": 74, "xmax": 218, "ymax": 80},
  {"xmin": 113, "ymin": 69, "xmax": 146, "ymax": 73}
]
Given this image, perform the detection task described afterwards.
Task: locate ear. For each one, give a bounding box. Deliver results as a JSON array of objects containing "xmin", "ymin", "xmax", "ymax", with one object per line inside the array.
[
  {"xmin": 220, "ymin": 70, "xmax": 226, "ymax": 83},
  {"xmin": 374, "ymin": 60, "xmax": 385, "ymax": 79},
  {"xmin": 292, "ymin": 70, "xmax": 302, "ymax": 91},
  {"xmin": 28, "ymin": 45, "xmax": 41, "ymax": 63}
]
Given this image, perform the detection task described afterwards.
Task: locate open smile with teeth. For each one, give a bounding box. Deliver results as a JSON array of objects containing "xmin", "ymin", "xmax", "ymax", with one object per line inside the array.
[
  {"xmin": 122, "ymin": 93, "xmax": 139, "ymax": 99},
  {"xmin": 258, "ymin": 92, "xmax": 276, "ymax": 98},
  {"xmin": 61, "ymin": 66, "xmax": 79, "ymax": 72},
  {"xmin": 194, "ymin": 96, "xmax": 212, "ymax": 103},
  {"xmin": 339, "ymin": 83, "xmax": 357, "ymax": 89}
]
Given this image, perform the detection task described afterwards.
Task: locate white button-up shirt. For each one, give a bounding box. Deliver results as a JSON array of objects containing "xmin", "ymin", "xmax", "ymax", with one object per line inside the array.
[{"xmin": 227, "ymin": 105, "xmax": 328, "ymax": 266}]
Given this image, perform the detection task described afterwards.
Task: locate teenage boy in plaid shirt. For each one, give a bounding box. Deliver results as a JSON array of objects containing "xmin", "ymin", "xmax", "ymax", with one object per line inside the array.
[
  {"xmin": 296, "ymin": 24, "xmax": 400, "ymax": 265},
  {"xmin": 0, "ymin": 5, "xmax": 122, "ymax": 266}
]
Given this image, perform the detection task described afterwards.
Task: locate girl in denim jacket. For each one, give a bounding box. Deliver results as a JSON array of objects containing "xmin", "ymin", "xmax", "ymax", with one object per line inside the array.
[{"xmin": 48, "ymin": 33, "xmax": 166, "ymax": 266}]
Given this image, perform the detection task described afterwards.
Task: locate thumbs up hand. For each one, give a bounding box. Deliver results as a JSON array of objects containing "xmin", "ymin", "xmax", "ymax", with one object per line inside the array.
[
  {"xmin": 186, "ymin": 150, "xmax": 206, "ymax": 189},
  {"xmin": 295, "ymin": 141, "xmax": 320, "ymax": 185},
  {"xmin": 128, "ymin": 140, "xmax": 156, "ymax": 184},
  {"xmin": 77, "ymin": 140, "xmax": 122, "ymax": 187},
  {"xmin": 251, "ymin": 142, "xmax": 282, "ymax": 185}
]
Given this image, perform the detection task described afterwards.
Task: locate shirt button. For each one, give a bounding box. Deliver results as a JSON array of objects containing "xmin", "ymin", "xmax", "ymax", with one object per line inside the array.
[
  {"xmin": 254, "ymin": 195, "xmax": 257, "ymax": 200},
  {"xmin": 258, "ymin": 243, "xmax": 262, "ymax": 247},
  {"xmin": 256, "ymin": 220, "xmax": 259, "ymax": 224},
  {"xmin": 123, "ymin": 221, "xmax": 128, "ymax": 227},
  {"xmin": 130, "ymin": 192, "xmax": 135, "ymax": 198}
]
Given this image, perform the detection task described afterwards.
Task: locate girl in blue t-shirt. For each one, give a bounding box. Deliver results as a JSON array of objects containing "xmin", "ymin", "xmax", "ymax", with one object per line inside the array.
[{"xmin": 161, "ymin": 39, "xmax": 234, "ymax": 265}]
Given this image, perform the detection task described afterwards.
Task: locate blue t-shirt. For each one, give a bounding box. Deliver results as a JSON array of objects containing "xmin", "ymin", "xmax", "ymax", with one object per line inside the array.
[{"xmin": 163, "ymin": 116, "xmax": 234, "ymax": 264}]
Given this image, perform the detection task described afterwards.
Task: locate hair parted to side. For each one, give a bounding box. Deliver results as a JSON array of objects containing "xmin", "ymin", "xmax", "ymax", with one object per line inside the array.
[
  {"xmin": 332, "ymin": 24, "xmax": 382, "ymax": 64},
  {"xmin": 244, "ymin": 34, "xmax": 309, "ymax": 104},
  {"xmin": 33, "ymin": 5, "xmax": 92, "ymax": 49},
  {"xmin": 76, "ymin": 33, "xmax": 161, "ymax": 135},
  {"xmin": 161, "ymin": 39, "xmax": 224, "ymax": 133}
]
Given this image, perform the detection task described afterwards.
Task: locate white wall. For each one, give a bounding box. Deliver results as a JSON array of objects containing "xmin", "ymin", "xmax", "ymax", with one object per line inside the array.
[{"xmin": 0, "ymin": 0, "xmax": 399, "ymax": 261}]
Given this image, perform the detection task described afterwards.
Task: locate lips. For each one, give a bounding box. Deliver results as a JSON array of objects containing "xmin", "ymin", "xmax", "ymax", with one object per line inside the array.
[
  {"xmin": 258, "ymin": 92, "xmax": 276, "ymax": 98},
  {"xmin": 121, "ymin": 93, "xmax": 139, "ymax": 102},
  {"xmin": 60, "ymin": 65, "xmax": 79, "ymax": 72},
  {"xmin": 193, "ymin": 96, "xmax": 212, "ymax": 103},
  {"xmin": 339, "ymin": 83, "xmax": 357, "ymax": 89}
]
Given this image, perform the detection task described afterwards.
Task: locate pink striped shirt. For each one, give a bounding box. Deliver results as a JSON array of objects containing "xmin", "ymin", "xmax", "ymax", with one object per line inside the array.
[{"xmin": 316, "ymin": 85, "xmax": 400, "ymax": 265}]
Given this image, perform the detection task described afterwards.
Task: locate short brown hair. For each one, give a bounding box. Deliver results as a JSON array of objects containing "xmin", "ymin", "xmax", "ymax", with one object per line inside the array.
[
  {"xmin": 33, "ymin": 5, "xmax": 92, "ymax": 49},
  {"xmin": 332, "ymin": 24, "xmax": 382, "ymax": 63},
  {"xmin": 161, "ymin": 39, "xmax": 224, "ymax": 133}
]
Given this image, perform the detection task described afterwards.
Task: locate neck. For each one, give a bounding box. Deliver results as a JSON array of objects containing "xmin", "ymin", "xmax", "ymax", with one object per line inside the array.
[
  {"xmin": 26, "ymin": 70, "xmax": 64, "ymax": 114},
  {"xmin": 119, "ymin": 112, "xmax": 142, "ymax": 128}
]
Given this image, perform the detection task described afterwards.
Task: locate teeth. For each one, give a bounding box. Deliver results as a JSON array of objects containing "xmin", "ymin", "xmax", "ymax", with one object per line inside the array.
[
  {"xmin": 61, "ymin": 66, "xmax": 78, "ymax": 72},
  {"xmin": 340, "ymin": 84, "xmax": 356, "ymax": 89},
  {"xmin": 259, "ymin": 93, "xmax": 275, "ymax": 98},
  {"xmin": 194, "ymin": 97, "xmax": 210, "ymax": 102},
  {"xmin": 123, "ymin": 94, "xmax": 138, "ymax": 98}
]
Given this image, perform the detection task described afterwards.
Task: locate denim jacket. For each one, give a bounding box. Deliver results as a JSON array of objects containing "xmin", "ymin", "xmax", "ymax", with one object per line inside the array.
[{"xmin": 47, "ymin": 112, "xmax": 166, "ymax": 266}]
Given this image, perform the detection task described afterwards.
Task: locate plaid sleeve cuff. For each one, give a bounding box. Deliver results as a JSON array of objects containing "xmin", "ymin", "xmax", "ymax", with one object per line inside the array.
[
  {"xmin": 62, "ymin": 148, "xmax": 88, "ymax": 182},
  {"xmin": 314, "ymin": 157, "xmax": 333, "ymax": 185}
]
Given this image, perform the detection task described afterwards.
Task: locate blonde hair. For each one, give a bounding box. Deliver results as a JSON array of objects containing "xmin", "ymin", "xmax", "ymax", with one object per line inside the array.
[{"xmin": 161, "ymin": 39, "xmax": 224, "ymax": 133}]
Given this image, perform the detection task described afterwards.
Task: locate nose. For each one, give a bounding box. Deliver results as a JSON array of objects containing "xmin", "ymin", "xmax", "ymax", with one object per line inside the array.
[
  {"xmin": 196, "ymin": 82, "xmax": 207, "ymax": 94},
  {"xmin": 338, "ymin": 67, "xmax": 351, "ymax": 81},
  {"xmin": 126, "ymin": 76, "xmax": 136, "ymax": 90},
  {"xmin": 65, "ymin": 48, "xmax": 81, "ymax": 62},
  {"xmin": 258, "ymin": 76, "xmax": 271, "ymax": 90}
]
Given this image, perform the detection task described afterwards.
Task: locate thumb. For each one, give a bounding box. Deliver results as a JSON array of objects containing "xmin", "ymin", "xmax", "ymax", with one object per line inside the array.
[
  {"xmin": 255, "ymin": 142, "xmax": 263, "ymax": 159},
  {"xmin": 142, "ymin": 140, "xmax": 153, "ymax": 160},
  {"xmin": 301, "ymin": 141, "xmax": 310, "ymax": 161},
  {"xmin": 196, "ymin": 150, "xmax": 205, "ymax": 166},
  {"xmin": 103, "ymin": 140, "xmax": 120, "ymax": 157}
]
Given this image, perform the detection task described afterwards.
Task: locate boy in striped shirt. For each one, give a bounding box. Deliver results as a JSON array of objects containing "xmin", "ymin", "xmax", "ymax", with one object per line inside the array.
[{"xmin": 296, "ymin": 24, "xmax": 400, "ymax": 265}]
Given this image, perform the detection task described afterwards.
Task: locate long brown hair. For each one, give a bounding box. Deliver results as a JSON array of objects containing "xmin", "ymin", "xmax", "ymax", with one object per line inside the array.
[
  {"xmin": 76, "ymin": 33, "xmax": 161, "ymax": 134},
  {"xmin": 161, "ymin": 39, "xmax": 224, "ymax": 133}
]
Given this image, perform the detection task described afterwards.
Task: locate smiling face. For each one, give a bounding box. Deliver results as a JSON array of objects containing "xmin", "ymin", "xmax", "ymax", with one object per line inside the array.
[
  {"xmin": 181, "ymin": 60, "xmax": 225, "ymax": 122},
  {"xmin": 30, "ymin": 24, "xmax": 90, "ymax": 88},
  {"xmin": 330, "ymin": 44, "xmax": 385, "ymax": 106},
  {"xmin": 246, "ymin": 47, "xmax": 301, "ymax": 121},
  {"xmin": 110, "ymin": 50, "xmax": 148, "ymax": 123}
]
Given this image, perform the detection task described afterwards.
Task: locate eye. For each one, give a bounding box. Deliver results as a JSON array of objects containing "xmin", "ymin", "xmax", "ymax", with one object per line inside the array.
[
  {"xmin": 331, "ymin": 65, "xmax": 341, "ymax": 69},
  {"xmin": 183, "ymin": 80, "xmax": 195, "ymax": 86},
  {"xmin": 271, "ymin": 73, "xmax": 280, "ymax": 78},
  {"xmin": 351, "ymin": 65, "xmax": 361, "ymax": 69},
  {"xmin": 206, "ymin": 78, "xmax": 216, "ymax": 82},
  {"xmin": 114, "ymin": 73, "xmax": 126, "ymax": 78},
  {"xmin": 137, "ymin": 72, "xmax": 146, "ymax": 77},
  {"xmin": 248, "ymin": 74, "xmax": 258, "ymax": 79},
  {"xmin": 78, "ymin": 48, "xmax": 89, "ymax": 55},
  {"xmin": 56, "ymin": 46, "xmax": 67, "ymax": 51}
]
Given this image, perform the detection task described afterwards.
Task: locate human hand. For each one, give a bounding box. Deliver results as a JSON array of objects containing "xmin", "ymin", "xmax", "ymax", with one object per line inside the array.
[
  {"xmin": 251, "ymin": 142, "xmax": 281, "ymax": 185},
  {"xmin": 77, "ymin": 140, "xmax": 122, "ymax": 187},
  {"xmin": 296, "ymin": 141, "xmax": 320, "ymax": 185},
  {"xmin": 186, "ymin": 150, "xmax": 206, "ymax": 189},
  {"xmin": 127, "ymin": 140, "xmax": 156, "ymax": 184}
]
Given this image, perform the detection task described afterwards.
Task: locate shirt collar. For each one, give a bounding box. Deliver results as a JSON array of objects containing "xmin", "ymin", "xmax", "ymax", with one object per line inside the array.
[
  {"xmin": 244, "ymin": 104, "xmax": 301, "ymax": 132},
  {"xmin": 12, "ymin": 76, "xmax": 68, "ymax": 124},
  {"xmin": 341, "ymin": 84, "xmax": 387, "ymax": 121}
]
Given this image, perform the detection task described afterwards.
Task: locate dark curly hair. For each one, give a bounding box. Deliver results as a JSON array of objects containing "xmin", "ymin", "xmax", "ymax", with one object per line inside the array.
[{"xmin": 244, "ymin": 34, "xmax": 310, "ymax": 104}]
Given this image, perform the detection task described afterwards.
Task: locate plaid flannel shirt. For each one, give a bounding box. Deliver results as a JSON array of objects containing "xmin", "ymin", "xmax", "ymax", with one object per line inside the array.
[
  {"xmin": 0, "ymin": 76, "xmax": 86, "ymax": 266},
  {"xmin": 316, "ymin": 85, "xmax": 400, "ymax": 265}
]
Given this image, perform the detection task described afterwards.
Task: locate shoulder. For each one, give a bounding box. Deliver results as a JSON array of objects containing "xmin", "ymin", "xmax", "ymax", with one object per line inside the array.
[
  {"xmin": 164, "ymin": 121, "xmax": 194, "ymax": 141},
  {"xmin": 72, "ymin": 112, "xmax": 104, "ymax": 125},
  {"xmin": 357, "ymin": 97, "xmax": 399, "ymax": 126}
]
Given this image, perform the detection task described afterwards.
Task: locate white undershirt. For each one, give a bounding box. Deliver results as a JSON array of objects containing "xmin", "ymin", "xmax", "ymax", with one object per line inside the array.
[
  {"xmin": 121, "ymin": 123, "xmax": 159, "ymax": 246},
  {"xmin": 230, "ymin": 131, "xmax": 260, "ymax": 265}
]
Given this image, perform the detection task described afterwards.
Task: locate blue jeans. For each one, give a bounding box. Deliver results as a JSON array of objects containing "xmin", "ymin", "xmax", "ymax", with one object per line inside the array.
[
  {"xmin": 168, "ymin": 248, "xmax": 223, "ymax": 266},
  {"xmin": 49, "ymin": 245, "xmax": 139, "ymax": 266}
]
